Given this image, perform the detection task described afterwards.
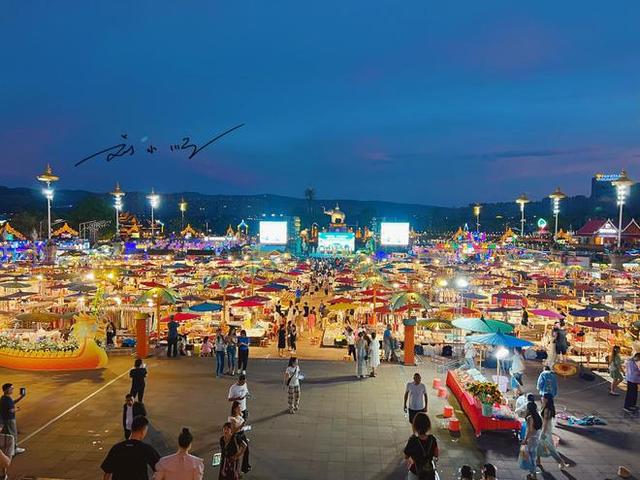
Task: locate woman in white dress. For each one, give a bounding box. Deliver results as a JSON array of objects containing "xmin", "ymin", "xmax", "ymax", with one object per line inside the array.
[{"xmin": 368, "ymin": 332, "xmax": 380, "ymax": 377}]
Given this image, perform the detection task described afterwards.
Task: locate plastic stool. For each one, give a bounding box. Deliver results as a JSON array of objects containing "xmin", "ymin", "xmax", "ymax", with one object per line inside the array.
[
  {"xmin": 437, "ymin": 387, "xmax": 448, "ymax": 398},
  {"xmin": 448, "ymin": 417, "xmax": 460, "ymax": 432},
  {"xmin": 443, "ymin": 405, "xmax": 454, "ymax": 418},
  {"xmin": 432, "ymin": 378, "xmax": 442, "ymax": 389}
]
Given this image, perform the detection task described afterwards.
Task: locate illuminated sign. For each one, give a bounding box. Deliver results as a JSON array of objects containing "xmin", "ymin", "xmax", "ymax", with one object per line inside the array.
[
  {"xmin": 380, "ymin": 222, "xmax": 410, "ymax": 246},
  {"xmin": 537, "ymin": 218, "xmax": 547, "ymax": 229},
  {"xmin": 318, "ymin": 232, "xmax": 355, "ymax": 255},
  {"xmin": 595, "ymin": 173, "xmax": 622, "ymax": 182},
  {"xmin": 259, "ymin": 221, "xmax": 288, "ymax": 245}
]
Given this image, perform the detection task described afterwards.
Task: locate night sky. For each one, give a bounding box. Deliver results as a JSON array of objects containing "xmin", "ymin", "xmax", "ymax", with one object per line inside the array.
[{"xmin": 2, "ymin": 2, "xmax": 640, "ymax": 206}]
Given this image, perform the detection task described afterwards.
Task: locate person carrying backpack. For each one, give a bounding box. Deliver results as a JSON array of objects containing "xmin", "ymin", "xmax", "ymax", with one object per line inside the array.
[{"xmin": 403, "ymin": 412, "xmax": 439, "ymax": 480}]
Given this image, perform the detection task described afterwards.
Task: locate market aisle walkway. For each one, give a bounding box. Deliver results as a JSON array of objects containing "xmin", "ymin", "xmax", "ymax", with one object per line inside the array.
[{"xmin": 4, "ymin": 356, "xmax": 639, "ymax": 479}]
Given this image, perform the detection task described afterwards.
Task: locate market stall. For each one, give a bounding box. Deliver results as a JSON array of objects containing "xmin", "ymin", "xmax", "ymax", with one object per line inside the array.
[{"xmin": 446, "ymin": 368, "xmax": 521, "ymax": 437}]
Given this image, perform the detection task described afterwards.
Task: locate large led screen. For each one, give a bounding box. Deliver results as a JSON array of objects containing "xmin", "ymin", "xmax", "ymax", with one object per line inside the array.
[
  {"xmin": 380, "ymin": 222, "xmax": 410, "ymax": 246},
  {"xmin": 317, "ymin": 232, "xmax": 355, "ymax": 255},
  {"xmin": 259, "ymin": 221, "xmax": 288, "ymax": 245}
]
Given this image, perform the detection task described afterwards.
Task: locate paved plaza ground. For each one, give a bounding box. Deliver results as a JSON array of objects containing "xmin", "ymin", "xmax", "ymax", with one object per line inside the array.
[{"xmin": 2, "ymin": 348, "xmax": 639, "ymax": 479}]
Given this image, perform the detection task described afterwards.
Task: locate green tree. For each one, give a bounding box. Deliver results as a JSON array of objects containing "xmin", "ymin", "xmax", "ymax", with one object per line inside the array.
[{"xmin": 68, "ymin": 196, "xmax": 114, "ymax": 236}]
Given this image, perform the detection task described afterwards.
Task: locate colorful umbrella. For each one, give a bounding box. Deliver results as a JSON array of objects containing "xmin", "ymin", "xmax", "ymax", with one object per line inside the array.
[
  {"xmin": 569, "ymin": 308, "xmax": 609, "ymax": 318},
  {"xmin": 529, "ymin": 309, "xmax": 564, "ymax": 319},
  {"xmin": 452, "ymin": 317, "xmax": 514, "ymax": 333},
  {"xmin": 465, "ymin": 332, "xmax": 533, "ymax": 348},
  {"xmin": 189, "ymin": 302, "xmax": 223, "ymax": 312},
  {"xmin": 160, "ymin": 312, "xmax": 202, "ymax": 322}
]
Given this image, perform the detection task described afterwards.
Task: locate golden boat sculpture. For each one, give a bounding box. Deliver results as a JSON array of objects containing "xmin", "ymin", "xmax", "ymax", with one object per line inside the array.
[{"xmin": 0, "ymin": 313, "xmax": 108, "ymax": 371}]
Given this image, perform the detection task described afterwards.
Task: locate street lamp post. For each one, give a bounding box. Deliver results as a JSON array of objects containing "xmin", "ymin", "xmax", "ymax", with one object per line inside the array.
[
  {"xmin": 147, "ymin": 189, "xmax": 160, "ymax": 238},
  {"xmin": 473, "ymin": 203, "xmax": 481, "ymax": 232},
  {"xmin": 548, "ymin": 187, "xmax": 566, "ymax": 241},
  {"xmin": 36, "ymin": 164, "xmax": 59, "ymax": 240},
  {"xmin": 179, "ymin": 197, "xmax": 188, "ymax": 230},
  {"xmin": 110, "ymin": 183, "xmax": 125, "ymax": 240},
  {"xmin": 612, "ymin": 170, "xmax": 634, "ymax": 249},
  {"xmin": 515, "ymin": 194, "xmax": 530, "ymax": 237}
]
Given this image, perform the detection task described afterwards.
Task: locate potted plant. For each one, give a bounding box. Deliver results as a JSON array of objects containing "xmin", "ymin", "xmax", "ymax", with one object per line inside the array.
[{"xmin": 467, "ymin": 381, "xmax": 502, "ymax": 416}]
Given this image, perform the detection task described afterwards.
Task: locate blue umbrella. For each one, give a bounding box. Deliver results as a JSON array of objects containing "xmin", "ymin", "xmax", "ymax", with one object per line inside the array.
[
  {"xmin": 264, "ymin": 283, "xmax": 287, "ymax": 290},
  {"xmin": 466, "ymin": 332, "xmax": 534, "ymax": 348},
  {"xmin": 189, "ymin": 302, "xmax": 223, "ymax": 312},
  {"xmin": 452, "ymin": 317, "xmax": 514, "ymax": 333},
  {"xmin": 569, "ymin": 308, "xmax": 609, "ymax": 318},
  {"xmin": 462, "ymin": 292, "xmax": 487, "ymax": 300}
]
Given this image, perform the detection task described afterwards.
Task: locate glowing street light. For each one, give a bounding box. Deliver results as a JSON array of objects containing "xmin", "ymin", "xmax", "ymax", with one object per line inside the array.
[
  {"xmin": 36, "ymin": 164, "xmax": 59, "ymax": 240},
  {"xmin": 147, "ymin": 189, "xmax": 160, "ymax": 238},
  {"xmin": 110, "ymin": 183, "xmax": 125, "ymax": 240},
  {"xmin": 548, "ymin": 187, "xmax": 566, "ymax": 241},
  {"xmin": 515, "ymin": 194, "xmax": 530, "ymax": 236},
  {"xmin": 473, "ymin": 203, "xmax": 481, "ymax": 232},
  {"xmin": 612, "ymin": 170, "xmax": 634, "ymax": 249},
  {"xmin": 179, "ymin": 197, "xmax": 188, "ymax": 230}
]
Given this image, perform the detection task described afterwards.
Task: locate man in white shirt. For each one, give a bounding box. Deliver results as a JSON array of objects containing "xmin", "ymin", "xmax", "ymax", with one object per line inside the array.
[
  {"xmin": 228, "ymin": 374, "xmax": 250, "ymax": 420},
  {"xmin": 403, "ymin": 373, "xmax": 428, "ymax": 424}
]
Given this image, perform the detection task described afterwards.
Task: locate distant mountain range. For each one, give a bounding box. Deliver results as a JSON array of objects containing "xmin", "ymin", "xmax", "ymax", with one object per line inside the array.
[{"xmin": 1, "ymin": 183, "xmax": 639, "ymax": 235}]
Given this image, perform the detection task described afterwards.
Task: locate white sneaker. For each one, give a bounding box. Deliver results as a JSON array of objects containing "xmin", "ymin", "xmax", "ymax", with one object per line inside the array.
[{"xmin": 15, "ymin": 447, "xmax": 25, "ymax": 454}]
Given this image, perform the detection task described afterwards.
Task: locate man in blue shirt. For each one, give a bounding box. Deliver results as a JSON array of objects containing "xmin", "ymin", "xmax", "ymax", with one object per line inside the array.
[
  {"xmin": 536, "ymin": 366, "xmax": 558, "ymax": 398},
  {"xmin": 383, "ymin": 324, "xmax": 393, "ymax": 361},
  {"xmin": 238, "ymin": 329, "xmax": 250, "ymax": 374},
  {"xmin": 166, "ymin": 315, "xmax": 179, "ymax": 358}
]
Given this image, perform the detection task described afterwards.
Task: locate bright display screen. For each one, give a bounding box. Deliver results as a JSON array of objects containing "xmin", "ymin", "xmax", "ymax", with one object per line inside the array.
[
  {"xmin": 259, "ymin": 221, "xmax": 288, "ymax": 245},
  {"xmin": 380, "ymin": 222, "xmax": 410, "ymax": 246},
  {"xmin": 317, "ymin": 232, "xmax": 355, "ymax": 255}
]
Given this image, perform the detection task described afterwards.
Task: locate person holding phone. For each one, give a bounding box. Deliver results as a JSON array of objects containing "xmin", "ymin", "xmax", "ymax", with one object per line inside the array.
[
  {"xmin": 283, "ymin": 357, "xmax": 301, "ymax": 414},
  {"xmin": 1, "ymin": 383, "xmax": 25, "ymax": 454}
]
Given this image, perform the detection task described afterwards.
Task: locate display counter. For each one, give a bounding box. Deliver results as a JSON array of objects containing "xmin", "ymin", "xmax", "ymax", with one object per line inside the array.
[{"xmin": 446, "ymin": 369, "xmax": 520, "ymax": 437}]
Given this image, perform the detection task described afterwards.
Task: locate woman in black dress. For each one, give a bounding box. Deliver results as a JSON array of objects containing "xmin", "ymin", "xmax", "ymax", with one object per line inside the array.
[
  {"xmin": 277, "ymin": 323, "xmax": 287, "ymax": 357},
  {"xmin": 219, "ymin": 422, "xmax": 246, "ymax": 480}
]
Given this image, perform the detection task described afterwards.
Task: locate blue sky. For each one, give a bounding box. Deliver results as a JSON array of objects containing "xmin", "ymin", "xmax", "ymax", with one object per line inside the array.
[{"xmin": 2, "ymin": 1, "xmax": 640, "ymax": 206}]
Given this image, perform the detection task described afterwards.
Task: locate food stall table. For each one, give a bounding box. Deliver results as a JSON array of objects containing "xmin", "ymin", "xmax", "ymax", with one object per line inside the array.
[{"xmin": 446, "ymin": 370, "xmax": 521, "ymax": 437}]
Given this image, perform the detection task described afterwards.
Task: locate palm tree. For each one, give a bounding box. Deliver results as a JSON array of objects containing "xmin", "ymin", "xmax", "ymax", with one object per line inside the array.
[
  {"xmin": 390, "ymin": 291, "xmax": 429, "ymax": 320},
  {"xmin": 135, "ymin": 287, "xmax": 181, "ymax": 344},
  {"xmin": 214, "ymin": 274, "xmax": 237, "ymax": 322},
  {"xmin": 360, "ymin": 272, "xmax": 390, "ymax": 325},
  {"xmin": 242, "ymin": 263, "xmax": 262, "ymax": 295}
]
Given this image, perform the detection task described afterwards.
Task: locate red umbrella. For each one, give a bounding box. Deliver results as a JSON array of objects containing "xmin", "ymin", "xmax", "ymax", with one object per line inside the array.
[
  {"xmin": 330, "ymin": 296, "xmax": 355, "ymax": 304},
  {"xmin": 576, "ymin": 320, "xmax": 623, "ymax": 330},
  {"xmin": 173, "ymin": 282, "xmax": 195, "ymax": 289},
  {"xmin": 160, "ymin": 312, "xmax": 201, "ymax": 322},
  {"xmin": 258, "ymin": 286, "xmax": 283, "ymax": 293},
  {"xmin": 286, "ymin": 270, "xmax": 303, "ymax": 276},
  {"xmin": 174, "ymin": 268, "xmax": 193, "ymax": 275},
  {"xmin": 232, "ymin": 300, "xmax": 266, "ymax": 308},
  {"xmin": 243, "ymin": 276, "xmax": 267, "ymax": 285},
  {"xmin": 141, "ymin": 281, "xmax": 167, "ymax": 288},
  {"xmin": 243, "ymin": 295, "xmax": 270, "ymax": 303},
  {"xmin": 335, "ymin": 277, "xmax": 355, "ymax": 284}
]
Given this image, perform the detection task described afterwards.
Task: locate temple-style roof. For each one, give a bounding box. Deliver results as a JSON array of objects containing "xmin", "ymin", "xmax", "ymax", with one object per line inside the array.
[
  {"xmin": 52, "ymin": 222, "xmax": 79, "ymax": 238},
  {"xmin": 452, "ymin": 227, "xmax": 465, "ymax": 240},
  {"xmin": 226, "ymin": 225, "xmax": 235, "ymax": 236},
  {"xmin": 622, "ymin": 219, "xmax": 640, "ymax": 238},
  {"xmin": 0, "ymin": 222, "xmax": 26, "ymax": 241},
  {"xmin": 576, "ymin": 218, "xmax": 617, "ymax": 236},
  {"xmin": 500, "ymin": 227, "xmax": 517, "ymax": 243},
  {"xmin": 180, "ymin": 223, "xmax": 199, "ymax": 238}
]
